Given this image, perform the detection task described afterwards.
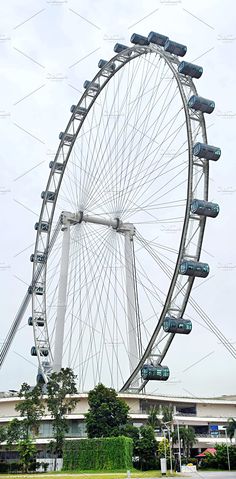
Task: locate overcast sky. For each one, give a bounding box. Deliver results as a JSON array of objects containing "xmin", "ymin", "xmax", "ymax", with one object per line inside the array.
[{"xmin": 0, "ymin": 0, "xmax": 235, "ymax": 398}]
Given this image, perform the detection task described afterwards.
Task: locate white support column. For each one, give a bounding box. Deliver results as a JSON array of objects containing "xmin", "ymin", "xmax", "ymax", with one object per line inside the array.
[
  {"xmin": 124, "ymin": 229, "xmax": 139, "ymax": 383},
  {"xmin": 53, "ymin": 222, "xmax": 71, "ymax": 372}
]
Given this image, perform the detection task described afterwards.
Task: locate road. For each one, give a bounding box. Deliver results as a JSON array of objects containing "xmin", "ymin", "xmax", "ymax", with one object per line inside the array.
[{"xmin": 176, "ymin": 472, "xmax": 236, "ymax": 478}]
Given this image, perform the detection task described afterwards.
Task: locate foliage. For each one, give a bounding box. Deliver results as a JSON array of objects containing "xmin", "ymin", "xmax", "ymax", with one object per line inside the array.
[
  {"xmin": 136, "ymin": 425, "xmax": 158, "ymax": 470},
  {"xmin": 112, "ymin": 423, "xmax": 139, "ymax": 454},
  {"xmin": 7, "ymin": 418, "xmax": 24, "ymax": 444},
  {"xmin": 161, "ymin": 405, "xmax": 174, "ymax": 424},
  {"xmin": 147, "ymin": 406, "xmax": 161, "ymax": 430},
  {"xmin": 46, "ymin": 368, "xmax": 78, "ymax": 458},
  {"xmin": 200, "ymin": 443, "xmax": 236, "ymax": 469},
  {"xmin": 15, "ymin": 382, "xmax": 44, "ymax": 438},
  {"xmin": 63, "ymin": 436, "xmax": 133, "ymax": 471},
  {"xmin": 172, "ymin": 426, "xmax": 196, "ymax": 458},
  {"xmin": 17, "ymin": 438, "xmax": 37, "ymax": 473},
  {"xmin": 227, "ymin": 418, "xmax": 236, "ymax": 440},
  {"xmin": 0, "ymin": 425, "xmax": 7, "ymax": 443},
  {"xmin": 158, "ymin": 437, "xmax": 170, "ymax": 458},
  {"xmin": 85, "ymin": 383, "xmax": 129, "ymax": 438}
]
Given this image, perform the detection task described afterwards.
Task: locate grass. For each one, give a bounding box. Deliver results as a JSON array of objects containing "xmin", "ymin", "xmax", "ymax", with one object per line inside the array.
[{"xmin": 0, "ymin": 471, "xmax": 177, "ymax": 478}]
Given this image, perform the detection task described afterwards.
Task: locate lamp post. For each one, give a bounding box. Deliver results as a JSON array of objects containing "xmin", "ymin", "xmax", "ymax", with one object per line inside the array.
[
  {"xmin": 176, "ymin": 419, "xmax": 182, "ymax": 472},
  {"xmin": 163, "ymin": 423, "xmax": 173, "ymax": 474},
  {"xmin": 224, "ymin": 427, "xmax": 231, "ymax": 471}
]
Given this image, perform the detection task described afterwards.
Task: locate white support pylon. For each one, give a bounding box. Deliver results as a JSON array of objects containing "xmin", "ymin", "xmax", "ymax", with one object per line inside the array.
[
  {"xmin": 53, "ymin": 219, "xmax": 71, "ymax": 372},
  {"xmin": 124, "ymin": 227, "xmax": 139, "ymax": 386}
]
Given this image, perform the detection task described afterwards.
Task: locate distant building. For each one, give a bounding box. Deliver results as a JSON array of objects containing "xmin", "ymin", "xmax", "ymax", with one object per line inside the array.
[{"xmin": 0, "ymin": 391, "xmax": 235, "ymax": 461}]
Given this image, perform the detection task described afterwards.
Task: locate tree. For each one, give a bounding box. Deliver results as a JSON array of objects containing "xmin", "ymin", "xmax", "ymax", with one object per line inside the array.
[
  {"xmin": 17, "ymin": 438, "xmax": 37, "ymax": 473},
  {"xmin": 85, "ymin": 383, "xmax": 129, "ymax": 438},
  {"xmin": 162, "ymin": 405, "xmax": 174, "ymax": 425},
  {"xmin": 15, "ymin": 382, "xmax": 44, "ymax": 439},
  {"xmin": 158, "ymin": 437, "xmax": 170, "ymax": 459},
  {"xmin": 227, "ymin": 418, "xmax": 236, "ymax": 440},
  {"xmin": 147, "ymin": 405, "xmax": 161, "ymax": 430},
  {"xmin": 172, "ymin": 426, "xmax": 196, "ymax": 458},
  {"xmin": 0, "ymin": 426, "xmax": 7, "ymax": 443},
  {"xmin": 46, "ymin": 368, "xmax": 78, "ymax": 463},
  {"xmin": 136, "ymin": 425, "xmax": 157, "ymax": 470}
]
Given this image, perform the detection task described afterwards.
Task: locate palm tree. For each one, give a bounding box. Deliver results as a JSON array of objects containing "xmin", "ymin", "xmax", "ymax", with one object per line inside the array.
[
  {"xmin": 162, "ymin": 405, "xmax": 174, "ymax": 425},
  {"xmin": 172, "ymin": 426, "xmax": 196, "ymax": 459},
  {"xmin": 227, "ymin": 418, "xmax": 236, "ymax": 440},
  {"xmin": 147, "ymin": 405, "xmax": 162, "ymax": 430}
]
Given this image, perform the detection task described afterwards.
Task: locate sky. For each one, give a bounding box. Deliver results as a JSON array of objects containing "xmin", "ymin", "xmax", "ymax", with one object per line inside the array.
[{"xmin": 0, "ymin": 0, "xmax": 236, "ymax": 398}]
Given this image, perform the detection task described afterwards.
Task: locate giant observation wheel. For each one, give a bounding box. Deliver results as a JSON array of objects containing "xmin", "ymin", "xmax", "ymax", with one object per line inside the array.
[{"xmin": 5, "ymin": 31, "xmax": 222, "ymax": 392}]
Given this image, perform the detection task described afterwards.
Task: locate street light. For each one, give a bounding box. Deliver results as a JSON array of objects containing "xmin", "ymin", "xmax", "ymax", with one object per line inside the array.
[
  {"xmin": 176, "ymin": 419, "xmax": 182, "ymax": 472},
  {"xmin": 223, "ymin": 426, "xmax": 231, "ymax": 471},
  {"xmin": 163, "ymin": 423, "xmax": 173, "ymax": 474}
]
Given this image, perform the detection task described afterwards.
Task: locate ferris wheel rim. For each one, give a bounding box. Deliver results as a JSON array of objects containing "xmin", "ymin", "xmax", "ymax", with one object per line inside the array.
[{"xmin": 31, "ymin": 42, "xmax": 209, "ymax": 391}]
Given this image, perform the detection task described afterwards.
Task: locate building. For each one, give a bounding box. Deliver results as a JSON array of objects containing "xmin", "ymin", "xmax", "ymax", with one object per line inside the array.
[{"xmin": 0, "ymin": 391, "xmax": 235, "ymax": 461}]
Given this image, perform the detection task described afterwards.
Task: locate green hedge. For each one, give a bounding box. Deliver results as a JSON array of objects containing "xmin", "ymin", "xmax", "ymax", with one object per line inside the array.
[{"xmin": 63, "ymin": 436, "xmax": 133, "ymax": 471}]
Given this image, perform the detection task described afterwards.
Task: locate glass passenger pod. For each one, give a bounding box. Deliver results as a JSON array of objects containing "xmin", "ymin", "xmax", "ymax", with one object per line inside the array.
[
  {"xmin": 70, "ymin": 105, "xmax": 87, "ymax": 116},
  {"xmin": 41, "ymin": 190, "xmax": 55, "ymax": 202},
  {"xmin": 141, "ymin": 364, "xmax": 170, "ymax": 381},
  {"xmin": 34, "ymin": 221, "xmax": 49, "ymax": 232},
  {"xmin": 114, "ymin": 43, "xmax": 130, "ymax": 53},
  {"xmin": 193, "ymin": 142, "xmax": 221, "ymax": 161},
  {"xmin": 130, "ymin": 33, "xmax": 150, "ymax": 46},
  {"xmin": 31, "ymin": 346, "xmax": 48, "ymax": 357},
  {"xmin": 188, "ymin": 96, "xmax": 215, "ymax": 114},
  {"xmin": 98, "ymin": 59, "xmax": 116, "ymax": 71},
  {"xmin": 178, "ymin": 61, "xmax": 203, "ymax": 79},
  {"xmin": 164, "ymin": 39, "xmax": 187, "ymax": 57},
  {"xmin": 163, "ymin": 317, "xmax": 192, "ymax": 334},
  {"xmin": 30, "ymin": 253, "xmax": 46, "ymax": 263},
  {"xmin": 179, "ymin": 260, "xmax": 210, "ymax": 278},
  {"xmin": 28, "ymin": 316, "xmax": 45, "ymax": 327},
  {"xmin": 191, "ymin": 199, "xmax": 220, "ymax": 218},
  {"xmin": 58, "ymin": 132, "xmax": 75, "ymax": 143},
  {"xmin": 147, "ymin": 31, "xmax": 169, "ymax": 46},
  {"xmin": 36, "ymin": 373, "xmax": 45, "ymax": 385},
  {"xmin": 49, "ymin": 161, "xmax": 64, "ymax": 172},
  {"xmin": 83, "ymin": 80, "xmax": 99, "ymax": 91}
]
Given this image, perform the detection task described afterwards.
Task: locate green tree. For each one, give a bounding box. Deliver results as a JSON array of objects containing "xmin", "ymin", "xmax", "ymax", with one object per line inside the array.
[
  {"xmin": 15, "ymin": 382, "xmax": 44, "ymax": 439},
  {"xmin": 46, "ymin": 368, "xmax": 78, "ymax": 464},
  {"xmin": 147, "ymin": 405, "xmax": 161, "ymax": 430},
  {"xmin": 17, "ymin": 438, "xmax": 37, "ymax": 473},
  {"xmin": 172, "ymin": 426, "xmax": 196, "ymax": 458},
  {"xmin": 7, "ymin": 418, "xmax": 23, "ymax": 445},
  {"xmin": 0, "ymin": 426, "xmax": 7, "ymax": 443},
  {"xmin": 227, "ymin": 418, "xmax": 236, "ymax": 440},
  {"xmin": 162, "ymin": 405, "xmax": 174, "ymax": 425},
  {"xmin": 112, "ymin": 423, "xmax": 140, "ymax": 455},
  {"xmin": 85, "ymin": 383, "xmax": 129, "ymax": 438},
  {"xmin": 136, "ymin": 425, "xmax": 157, "ymax": 470},
  {"xmin": 158, "ymin": 437, "xmax": 170, "ymax": 458}
]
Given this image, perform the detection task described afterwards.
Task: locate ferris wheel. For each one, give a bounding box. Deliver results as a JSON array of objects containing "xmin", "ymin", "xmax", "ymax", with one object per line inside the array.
[{"xmin": 1, "ymin": 31, "xmax": 221, "ymax": 393}]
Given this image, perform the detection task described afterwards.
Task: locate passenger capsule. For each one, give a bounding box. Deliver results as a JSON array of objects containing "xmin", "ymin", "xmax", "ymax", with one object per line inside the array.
[
  {"xmin": 98, "ymin": 59, "xmax": 116, "ymax": 70},
  {"xmin": 83, "ymin": 80, "xmax": 99, "ymax": 90},
  {"xmin": 163, "ymin": 317, "xmax": 192, "ymax": 334},
  {"xmin": 59, "ymin": 132, "xmax": 75, "ymax": 143},
  {"xmin": 114, "ymin": 43, "xmax": 129, "ymax": 53},
  {"xmin": 141, "ymin": 364, "xmax": 170, "ymax": 381},
  {"xmin": 35, "ymin": 285, "xmax": 44, "ymax": 296},
  {"xmin": 130, "ymin": 33, "xmax": 149, "ymax": 46},
  {"xmin": 41, "ymin": 191, "xmax": 55, "ymax": 202},
  {"xmin": 34, "ymin": 221, "xmax": 49, "ymax": 232},
  {"xmin": 30, "ymin": 253, "xmax": 46, "ymax": 263},
  {"xmin": 147, "ymin": 31, "xmax": 169, "ymax": 46},
  {"xmin": 28, "ymin": 286, "xmax": 33, "ymax": 294},
  {"xmin": 49, "ymin": 161, "xmax": 64, "ymax": 172},
  {"xmin": 191, "ymin": 199, "xmax": 220, "ymax": 218},
  {"xmin": 70, "ymin": 105, "xmax": 87, "ymax": 115},
  {"xmin": 188, "ymin": 95, "xmax": 215, "ymax": 114},
  {"xmin": 28, "ymin": 316, "xmax": 45, "ymax": 327},
  {"xmin": 193, "ymin": 142, "xmax": 221, "ymax": 161},
  {"xmin": 31, "ymin": 346, "xmax": 48, "ymax": 357},
  {"xmin": 178, "ymin": 61, "xmax": 203, "ymax": 79},
  {"xmin": 179, "ymin": 260, "xmax": 210, "ymax": 278},
  {"xmin": 164, "ymin": 39, "xmax": 187, "ymax": 57}
]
